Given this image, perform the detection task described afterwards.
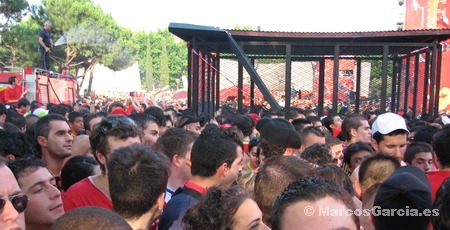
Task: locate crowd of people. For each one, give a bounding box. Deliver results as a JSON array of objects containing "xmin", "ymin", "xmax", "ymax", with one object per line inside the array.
[{"xmin": 1, "ymin": 91, "xmax": 450, "ymax": 230}]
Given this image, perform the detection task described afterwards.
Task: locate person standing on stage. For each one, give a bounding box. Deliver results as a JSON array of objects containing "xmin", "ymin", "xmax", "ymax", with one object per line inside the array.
[{"xmin": 38, "ymin": 21, "xmax": 53, "ymax": 71}]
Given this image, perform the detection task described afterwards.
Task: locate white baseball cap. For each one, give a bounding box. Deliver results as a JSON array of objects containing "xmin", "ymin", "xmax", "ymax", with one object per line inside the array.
[
  {"xmin": 372, "ymin": 112, "xmax": 409, "ymax": 134},
  {"xmin": 32, "ymin": 108, "xmax": 48, "ymax": 118}
]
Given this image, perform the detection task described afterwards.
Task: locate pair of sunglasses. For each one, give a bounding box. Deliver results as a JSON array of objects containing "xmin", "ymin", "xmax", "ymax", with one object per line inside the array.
[
  {"xmin": 0, "ymin": 194, "xmax": 28, "ymax": 213},
  {"xmin": 249, "ymin": 136, "xmax": 260, "ymax": 144},
  {"xmin": 97, "ymin": 116, "xmax": 137, "ymax": 133}
]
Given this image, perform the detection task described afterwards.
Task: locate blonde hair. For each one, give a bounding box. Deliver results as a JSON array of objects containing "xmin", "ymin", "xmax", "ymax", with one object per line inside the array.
[{"xmin": 236, "ymin": 170, "xmax": 256, "ymax": 198}]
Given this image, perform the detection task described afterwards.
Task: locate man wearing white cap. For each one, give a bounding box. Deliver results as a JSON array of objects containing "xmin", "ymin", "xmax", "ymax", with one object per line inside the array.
[{"xmin": 370, "ymin": 112, "xmax": 409, "ymax": 162}]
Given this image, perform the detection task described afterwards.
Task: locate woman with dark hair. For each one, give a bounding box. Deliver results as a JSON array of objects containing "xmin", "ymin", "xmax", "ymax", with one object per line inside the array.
[
  {"xmin": 182, "ymin": 186, "xmax": 268, "ymax": 230},
  {"xmin": 61, "ymin": 155, "xmax": 100, "ymax": 192},
  {"xmin": 342, "ymin": 141, "xmax": 375, "ymax": 175},
  {"xmin": 164, "ymin": 115, "xmax": 174, "ymax": 130},
  {"xmin": 243, "ymin": 136, "xmax": 261, "ymax": 172}
]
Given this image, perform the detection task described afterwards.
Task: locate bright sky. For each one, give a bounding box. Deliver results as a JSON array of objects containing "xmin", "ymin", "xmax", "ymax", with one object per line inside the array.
[
  {"xmin": 93, "ymin": 0, "xmax": 403, "ymax": 32},
  {"xmin": 28, "ymin": 0, "xmax": 404, "ymax": 32}
]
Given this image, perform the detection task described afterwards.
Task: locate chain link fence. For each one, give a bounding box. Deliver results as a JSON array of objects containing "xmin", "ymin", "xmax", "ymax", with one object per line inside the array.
[{"xmin": 212, "ymin": 44, "xmax": 435, "ymax": 117}]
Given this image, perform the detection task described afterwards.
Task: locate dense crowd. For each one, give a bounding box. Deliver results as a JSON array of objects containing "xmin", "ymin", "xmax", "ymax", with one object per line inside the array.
[{"xmin": 1, "ymin": 91, "xmax": 450, "ymax": 230}]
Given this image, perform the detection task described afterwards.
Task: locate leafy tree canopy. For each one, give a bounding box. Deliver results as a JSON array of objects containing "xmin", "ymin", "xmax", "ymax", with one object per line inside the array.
[{"xmin": 0, "ymin": 0, "xmax": 29, "ymax": 30}]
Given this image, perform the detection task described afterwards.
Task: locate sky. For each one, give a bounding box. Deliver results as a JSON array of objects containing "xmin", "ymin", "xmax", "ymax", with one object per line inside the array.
[{"xmin": 29, "ymin": 0, "xmax": 405, "ymax": 32}]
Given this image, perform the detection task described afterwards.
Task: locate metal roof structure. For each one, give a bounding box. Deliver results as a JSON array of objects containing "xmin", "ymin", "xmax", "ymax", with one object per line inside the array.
[
  {"xmin": 170, "ymin": 23, "xmax": 450, "ymax": 56},
  {"xmin": 169, "ymin": 22, "xmax": 450, "ymax": 116}
]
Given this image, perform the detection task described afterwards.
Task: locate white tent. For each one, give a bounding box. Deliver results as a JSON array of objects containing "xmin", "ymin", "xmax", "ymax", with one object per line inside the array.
[{"xmin": 79, "ymin": 61, "xmax": 142, "ymax": 95}]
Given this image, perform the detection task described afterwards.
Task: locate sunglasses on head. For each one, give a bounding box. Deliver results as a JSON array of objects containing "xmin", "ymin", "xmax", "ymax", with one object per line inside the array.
[
  {"xmin": 249, "ymin": 136, "xmax": 260, "ymax": 144},
  {"xmin": 0, "ymin": 194, "xmax": 28, "ymax": 213},
  {"xmin": 98, "ymin": 116, "xmax": 137, "ymax": 133}
]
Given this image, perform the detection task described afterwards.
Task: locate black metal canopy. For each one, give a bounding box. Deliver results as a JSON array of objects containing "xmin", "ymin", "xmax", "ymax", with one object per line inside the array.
[
  {"xmin": 169, "ymin": 22, "xmax": 450, "ymax": 116},
  {"xmin": 170, "ymin": 22, "xmax": 450, "ymax": 56}
]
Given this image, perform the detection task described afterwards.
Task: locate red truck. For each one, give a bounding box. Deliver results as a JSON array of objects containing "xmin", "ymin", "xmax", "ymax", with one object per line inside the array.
[{"xmin": 0, "ymin": 67, "xmax": 78, "ymax": 106}]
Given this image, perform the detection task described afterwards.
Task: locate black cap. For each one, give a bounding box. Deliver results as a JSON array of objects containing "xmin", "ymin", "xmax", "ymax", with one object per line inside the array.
[
  {"xmin": 373, "ymin": 166, "xmax": 432, "ymax": 229},
  {"xmin": 256, "ymin": 117, "xmax": 301, "ymax": 149}
]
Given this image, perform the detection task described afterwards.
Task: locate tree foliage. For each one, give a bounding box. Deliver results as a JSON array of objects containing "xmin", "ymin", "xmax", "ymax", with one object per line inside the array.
[
  {"xmin": 0, "ymin": 0, "xmax": 29, "ymax": 30},
  {"xmin": 133, "ymin": 29, "xmax": 187, "ymax": 90},
  {"xmin": 41, "ymin": 0, "xmax": 137, "ymax": 92},
  {"xmin": 233, "ymin": 25, "xmax": 253, "ymax": 30},
  {"xmin": 159, "ymin": 37, "xmax": 169, "ymax": 88},
  {"xmin": 368, "ymin": 59, "xmax": 393, "ymax": 99},
  {"xmin": 43, "ymin": 0, "xmax": 137, "ymax": 67},
  {"xmin": 1, "ymin": 0, "xmax": 187, "ymax": 95},
  {"xmin": 144, "ymin": 34, "xmax": 154, "ymax": 91},
  {"xmin": 0, "ymin": 20, "xmax": 40, "ymax": 67}
]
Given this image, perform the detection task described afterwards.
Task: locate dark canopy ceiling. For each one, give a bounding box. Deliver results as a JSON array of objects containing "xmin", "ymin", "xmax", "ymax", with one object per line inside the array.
[{"xmin": 169, "ymin": 22, "xmax": 450, "ymax": 57}]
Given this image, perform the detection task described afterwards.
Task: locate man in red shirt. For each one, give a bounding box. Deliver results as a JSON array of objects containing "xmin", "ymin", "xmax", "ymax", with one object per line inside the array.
[
  {"xmin": 4, "ymin": 76, "xmax": 28, "ymax": 106},
  {"xmin": 63, "ymin": 115, "xmax": 141, "ymax": 211},
  {"xmin": 5, "ymin": 76, "xmax": 28, "ymax": 106},
  {"xmin": 428, "ymin": 126, "xmax": 450, "ymax": 201}
]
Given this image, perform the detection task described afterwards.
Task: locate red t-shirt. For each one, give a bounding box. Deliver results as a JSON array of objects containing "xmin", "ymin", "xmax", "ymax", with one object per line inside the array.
[
  {"xmin": 4, "ymin": 86, "xmax": 23, "ymax": 105},
  {"xmin": 184, "ymin": 180, "xmax": 207, "ymax": 195},
  {"xmin": 427, "ymin": 171, "xmax": 450, "ymax": 201},
  {"xmin": 332, "ymin": 126, "xmax": 342, "ymax": 138},
  {"xmin": 63, "ymin": 176, "xmax": 112, "ymax": 211},
  {"xmin": 126, "ymin": 105, "xmax": 134, "ymax": 115}
]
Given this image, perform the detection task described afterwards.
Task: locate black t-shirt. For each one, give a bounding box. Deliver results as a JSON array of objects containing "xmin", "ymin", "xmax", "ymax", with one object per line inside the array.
[{"xmin": 39, "ymin": 28, "xmax": 51, "ymax": 47}]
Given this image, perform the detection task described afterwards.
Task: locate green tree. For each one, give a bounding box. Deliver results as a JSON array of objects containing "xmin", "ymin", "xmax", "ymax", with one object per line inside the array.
[
  {"xmin": 41, "ymin": 0, "xmax": 138, "ymax": 94},
  {"xmin": 133, "ymin": 31, "xmax": 151, "ymax": 76},
  {"xmin": 233, "ymin": 25, "xmax": 252, "ymax": 30},
  {"xmin": 133, "ymin": 31, "xmax": 155, "ymax": 91},
  {"xmin": 0, "ymin": 0, "xmax": 29, "ymax": 30},
  {"xmin": 368, "ymin": 59, "xmax": 393, "ymax": 99},
  {"xmin": 159, "ymin": 37, "xmax": 169, "ymax": 88},
  {"xmin": 0, "ymin": 20, "xmax": 41, "ymax": 67},
  {"xmin": 144, "ymin": 34, "xmax": 154, "ymax": 91},
  {"xmin": 133, "ymin": 28, "xmax": 187, "ymax": 91}
]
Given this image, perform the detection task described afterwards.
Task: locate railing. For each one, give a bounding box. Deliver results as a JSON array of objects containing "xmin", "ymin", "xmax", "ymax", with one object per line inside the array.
[
  {"xmin": 0, "ymin": 66, "xmax": 24, "ymax": 74},
  {"xmin": 34, "ymin": 68, "xmax": 74, "ymax": 81}
]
